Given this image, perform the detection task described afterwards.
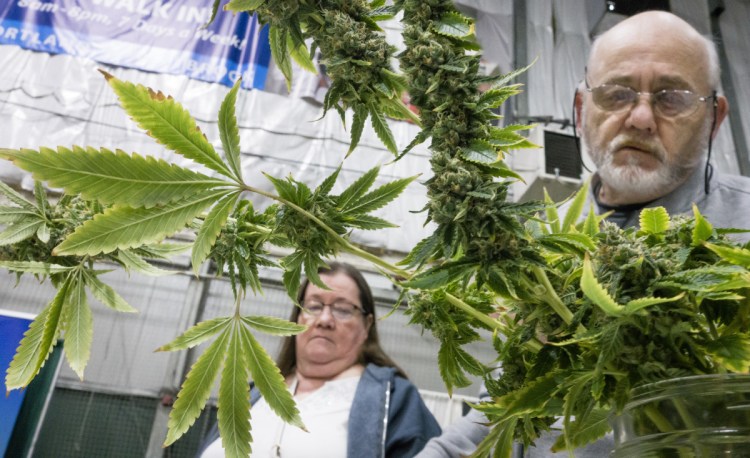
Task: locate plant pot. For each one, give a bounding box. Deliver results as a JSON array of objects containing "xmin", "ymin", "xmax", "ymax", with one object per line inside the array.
[{"xmin": 611, "ymin": 374, "xmax": 750, "ymax": 457}]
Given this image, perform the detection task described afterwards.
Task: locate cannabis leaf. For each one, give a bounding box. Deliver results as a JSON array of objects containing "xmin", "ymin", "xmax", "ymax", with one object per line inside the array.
[
  {"xmin": 101, "ymin": 71, "xmax": 233, "ymax": 179},
  {"xmin": 54, "ymin": 190, "xmax": 228, "ymax": 256},
  {"xmin": 2, "ymin": 147, "xmax": 229, "ymax": 208}
]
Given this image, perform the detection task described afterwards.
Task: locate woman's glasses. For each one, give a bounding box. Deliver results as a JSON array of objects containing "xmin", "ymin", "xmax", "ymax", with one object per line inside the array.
[
  {"xmin": 585, "ymin": 80, "xmax": 714, "ymax": 118},
  {"xmin": 301, "ymin": 300, "xmax": 365, "ymax": 321}
]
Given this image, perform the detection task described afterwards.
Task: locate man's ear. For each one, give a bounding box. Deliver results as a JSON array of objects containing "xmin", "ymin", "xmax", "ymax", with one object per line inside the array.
[
  {"xmin": 574, "ymin": 89, "xmax": 584, "ymax": 134},
  {"xmin": 712, "ymin": 95, "xmax": 729, "ymax": 139}
]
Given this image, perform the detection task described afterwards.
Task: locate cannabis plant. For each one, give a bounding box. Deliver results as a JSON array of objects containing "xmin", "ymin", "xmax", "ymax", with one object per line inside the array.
[{"xmin": 2, "ymin": 0, "xmax": 750, "ymax": 457}]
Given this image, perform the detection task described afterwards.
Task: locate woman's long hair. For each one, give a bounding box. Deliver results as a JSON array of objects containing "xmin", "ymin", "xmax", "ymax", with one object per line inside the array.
[{"xmin": 276, "ymin": 262, "xmax": 407, "ymax": 379}]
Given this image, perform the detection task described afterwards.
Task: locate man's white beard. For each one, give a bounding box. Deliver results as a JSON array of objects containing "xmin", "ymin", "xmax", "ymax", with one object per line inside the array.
[{"xmin": 583, "ymin": 121, "xmax": 711, "ymax": 202}]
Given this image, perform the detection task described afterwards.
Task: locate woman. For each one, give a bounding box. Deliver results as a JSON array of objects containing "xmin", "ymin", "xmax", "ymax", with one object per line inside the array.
[{"xmin": 199, "ymin": 262, "xmax": 441, "ymax": 457}]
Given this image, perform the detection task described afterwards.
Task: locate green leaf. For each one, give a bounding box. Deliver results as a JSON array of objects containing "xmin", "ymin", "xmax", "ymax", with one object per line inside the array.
[
  {"xmin": 33, "ymin": 180, "xmax": 49, "ymax": 219},
  {"xmin": 503, "ymin": 372, "xmax": 560, "ymax": 417},
  {"xmin": 217, "ymin": 324, "xmax": 252, "ymax": 458},
  {"xmin": 492, "ymin": 61, "xmax": 535, "ymax": 88},
  {"xmin": 345, "ymin": 214, "xmax": 397, "ymax": 230},
  {"xmin": 688, "ymin": 203, "xmax": 713, "ymax": 246},
  {"xmin": 287, "ymin": 33, "xmax": 317, "ymax": 73},
  {"xmin": 544, "ymin": 190, "xmax": 560, "ymax": 233},
  {"xmin": 581, "ymin": 256, "xmax": 623, "ymax": 316},
  {"xmin": 380, "ymin": 97, "xmax": 421, "ymax": 125},
  {"xmin": 137, "ymin": 242, "xmax": 193, "ymax": 259},
  {"xmin": 539, "ymin": 233, "xmax": 597, "ymax": 253},
  {"xmin": 54, "ymin": 190, "xmax": 226, "ymax": 256},
  {"xmin": 582, "ymin": 203, "xmax": 600, "ymax": 237},
  {"xmin": 82, "ymin": 269, "xmax": 138, "ymax": 313},
  {"xmin": 63, "ymin": 274, "xmax": 93, "ymax": 379},
  {"xmin": 265, "ymin": 174, "xmax": 299, "ymax": 203},
  {"xmin": 347, "ymin": 104, "xmax": 368, "ymax": 157},
  {"xmin": 164, "ymin": 327, "xmax": 231, "ymax": 446},
  {"xmin": 316, "ymin": 167, "xmax": 340, "ymax": 198},
  {"xmin": 218, "ymin": 80, "xmax": 243, "ymax": 182},
  {"xmin": 338, "ymin": 166, "xmax": 379, "ymax": 210},
  {"xmin": 403, "ymin": 261, "xmax": 476, "ymax": 289},
  {"xmin": 192, "ymin": 192, "xmax": 239, "ymax": 275},
  {"xmin": 116, "ymin": 250, "xmax": 177, "ymax": 277},
  {"xmin": 561, "ymin": 180, "xmax": 590, "ymax": 232},
  {"xmin": 0, "ymin": 180, "xmax": 36, "ymax": 211},
  {"xmin": 240, "ymin": 324, "xmax": 305, "ymax": 429},
  {"xmin": 0, "ymin": 206, "xmax": 39, "ymax": 223},
  {"xmin": 438, "ymin": 341, "xmax": 472, "ymax": 396},
  {"xmin": 460, "ymin": 140, "xmax": 499, "ymax": 165},
  {"xmin": 269, "ymin": 25, "xmax": 293, "ymax": 92},
  {"xmin": 7, "ymin": 147, "xmax": 228, "ymax": 208},
  {"xmin": 102, "ymin": 72, "xmax": 232, "ymax": 178},
  {"xmin": 432, "ymin": 12, "xmax": 471, "ymax": 38},
  {"xmin": 224, "ymin": 0, "xmax": 265, "ymax": 13},
  {"xmin": 477, "ymin": 86, "xmax": 521, "ymax": 110},
  {"xmin": 281, "ymin": 251, "xmax": 305, "ymax": 301},
  {"xmin": 398, "ymin": 233, "xmax": 440, "ymax": 268},
  {"xmin": 623, "ymin": 293, "xmax": 684, "ymax": 315},
  {"xmin": 553, "ymin": 409, "xmax": 611, "ymax": 452},
  {"xmin": 705, "ymin": 334, "xmax": 750, "ymax": 372},
  {"xmin": 158, "ymin": 317, "xmax": 231, "ymax": 352},
  {"xmin": 205, "ymin": 0, "xmax": 221, "ymax": 26},
  {"xmin": 241, "ymin": 316, "xmax": 306, "ymax": 336},
  {"xmin": 0, "ymin": 217, "xmax": 43, "ymax": 246},
  {"xmin": 344, "ymin": 176, "xmax": 416, "ymax": 215},
  {"xmin": 368, "ymin": 101, "xmax": 398, "ymax": 155},
  {"xmin": 487, "ymin": 128, "xmax": 528, "ymax": 148},
  {"xmin": 36, "ymin": 223, "xmax": 50, "ymax": 243},
  {"xmin": 705, "ymin": 243, "xmax": 750, "ymax": 268},
  {"xmin": 6, "ymin": 278, "xmax": 68, "ymax": 390},
  {"xmin": 472, "ymin": 418, "xmax": 517, "ymax": 458},
  {"xmin": 0, "ymin": 261, "xmax": 73, "ymax": 275},
  {"xmin": 639, "ymin": 206, "xmax": 670, "ymax": 235}
]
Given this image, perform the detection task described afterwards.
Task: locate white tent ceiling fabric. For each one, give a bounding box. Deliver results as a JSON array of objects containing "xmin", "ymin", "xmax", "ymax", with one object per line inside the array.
[{"xmin": 1, "ymin": 0, "xmax": 749, "ymax": 255}]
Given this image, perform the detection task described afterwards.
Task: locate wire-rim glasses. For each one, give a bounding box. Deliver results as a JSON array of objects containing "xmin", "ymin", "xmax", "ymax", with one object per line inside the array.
[
  {"xmin": 584, "ymin": 77, "xmax": 715, "ymax": 118},
  {"xmin": 301, "ymin": 300, "xmax": 365, "ymax": 321}
]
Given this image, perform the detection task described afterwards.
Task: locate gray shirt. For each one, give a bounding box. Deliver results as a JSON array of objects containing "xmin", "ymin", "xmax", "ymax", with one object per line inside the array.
[{"xmin": 576, "ymin": 164, "xmax": 750, "ymax": 243}]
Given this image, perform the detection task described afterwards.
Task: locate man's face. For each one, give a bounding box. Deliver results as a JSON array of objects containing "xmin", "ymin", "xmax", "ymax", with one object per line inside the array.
[{"xmin": 580, "ymin": 19, "xmax": 716, "ymax": 205}]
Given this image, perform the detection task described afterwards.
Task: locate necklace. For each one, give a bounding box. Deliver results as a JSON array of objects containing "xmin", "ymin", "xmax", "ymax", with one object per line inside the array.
[{"xmin": 270, "ymin": 376, "xmax": 298, "ymax": 457}]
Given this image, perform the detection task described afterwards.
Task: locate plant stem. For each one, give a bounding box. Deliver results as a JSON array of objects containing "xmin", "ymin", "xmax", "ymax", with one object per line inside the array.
[
  {"xmin": 233, "ymin": 292, "xmax": 242, "ymax": 317},
  {"xmin": 244, "ymin": 185, "xmax": 411, "ymax": 279},
  {"xmin": 445, "ymin": 292, "xmax": 506, "ymax": 334},
  {"xmin": 531, "ymin": 266, "xmax": 575, "ymax": 325}
]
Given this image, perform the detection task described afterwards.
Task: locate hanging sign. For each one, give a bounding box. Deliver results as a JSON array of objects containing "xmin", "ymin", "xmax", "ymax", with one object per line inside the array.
[{"xmin": 0, "ymin": 0, "xmax": 271, "ymax": 89}]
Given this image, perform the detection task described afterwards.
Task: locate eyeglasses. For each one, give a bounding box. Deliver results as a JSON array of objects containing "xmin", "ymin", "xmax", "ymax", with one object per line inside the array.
[
  {"xmin": 301, "ymin": 300, "xmax": 365, "ymax": 321},
  {"xmin": 585, "ymin": 79, "xmax": 714, "ymax": 118}
]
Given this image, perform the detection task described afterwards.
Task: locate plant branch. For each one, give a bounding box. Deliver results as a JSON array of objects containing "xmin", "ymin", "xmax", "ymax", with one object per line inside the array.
[
  {"xmin": 531, "ymin": 266, "xmax": 575, "ymax": 325},
  {"xmin": 243, "ymin": 185, "xmax": 411, "ymax": 279},
  {"xmin": 445, "ymin": 292, "xmax": 506, "ymax": 333}
]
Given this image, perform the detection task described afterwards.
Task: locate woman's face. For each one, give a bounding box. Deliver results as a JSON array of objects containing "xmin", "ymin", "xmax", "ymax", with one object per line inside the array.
[{"xmin": 294, "ymin": 272, "xmax": 372, "ymax": 378}]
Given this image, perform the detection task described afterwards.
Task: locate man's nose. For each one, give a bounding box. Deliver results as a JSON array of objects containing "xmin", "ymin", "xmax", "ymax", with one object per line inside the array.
[{"xmin": 625, "ymin": 93, "xmax": 657, "ymax": 133}]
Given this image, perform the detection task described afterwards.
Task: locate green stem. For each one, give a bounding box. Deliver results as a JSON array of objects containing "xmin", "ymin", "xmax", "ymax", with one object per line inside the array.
[
  {"xmin": 644, "ymin": 404, "xmax": 676, "ymax": 433},
  {"xmin": 233, "ymin": 292, "xmax": 242, "ymax": 317},
  {"xmin": 244, "ymin": 185, "xmax": 411, "ymax": 279},
  {"xmin": 445, "ymin": 293, "xmax": 505, "ymax": 334},
  {"xmin": 531, "ymin": 266, "xmax": 575, "ymax": 325},
  {"xmin": 643, "ymin": 405, "xmax": 692, "ymax": 458}
]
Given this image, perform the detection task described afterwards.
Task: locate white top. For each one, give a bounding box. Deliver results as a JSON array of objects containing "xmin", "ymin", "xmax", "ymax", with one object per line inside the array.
[{"xmin": 201, "ymin": 375, "xmax": 361, "ymax": 458}]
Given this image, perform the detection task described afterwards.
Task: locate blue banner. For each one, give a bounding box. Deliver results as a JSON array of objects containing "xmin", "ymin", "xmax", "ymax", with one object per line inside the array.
[
  {"xmin": 0, "ymin": 0, "xmax": 271, "ymax": 89},
  {"xmin": 0, "ymin": 310, "xmax": 33, "ymax": 455}
]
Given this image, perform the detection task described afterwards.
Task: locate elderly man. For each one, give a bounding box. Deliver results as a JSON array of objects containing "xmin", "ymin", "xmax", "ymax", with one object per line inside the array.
[
  {"xmin": 417, "ymin": 10, "xmax": 749, "ymax": 458},
  {"xmin": 575, "ymin": 10, "xmax": 750, "ymax": 242}
]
